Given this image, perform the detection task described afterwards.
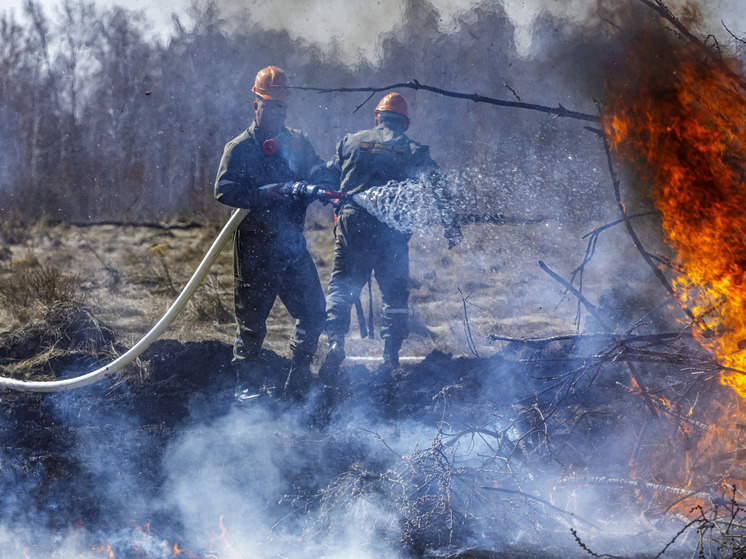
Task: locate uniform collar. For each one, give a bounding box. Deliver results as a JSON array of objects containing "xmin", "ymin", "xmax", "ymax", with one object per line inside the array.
[
  {"xmin": 249, "ymin": 120, "xmax": 288, "ymax": 143},
  {"xmin": 375, "ymin": 122, "xmax": 405, "ymax": 140}
]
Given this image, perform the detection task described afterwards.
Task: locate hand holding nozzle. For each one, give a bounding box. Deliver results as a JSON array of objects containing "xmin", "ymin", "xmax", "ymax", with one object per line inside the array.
[
  {"xmin": 262, "ymin": 181, "xmax": 347, "ymax": 204},
  {"xmin": 266, "ymin": 182, "xmax": 289, "ymax": 202}
]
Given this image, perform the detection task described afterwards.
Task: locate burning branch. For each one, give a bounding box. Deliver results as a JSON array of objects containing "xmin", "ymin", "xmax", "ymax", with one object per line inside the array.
[
  {"xmin": 635, "ymin": 0, "xmax": 746, "ymax": 95},
  {"xmin": 600, "ymin": 133, "xmax": 698, "ymax": 325},
  {"xmin": 615, "ymin": 380, "xmax": 710, "ymax": 431}
]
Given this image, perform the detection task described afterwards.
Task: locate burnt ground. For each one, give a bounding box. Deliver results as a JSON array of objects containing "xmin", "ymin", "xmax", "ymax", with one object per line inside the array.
[
  {"xmin": 0, "ymin": 310, "xmax": 707, "ymax": 558},
  {"xmin": 0, "ymin": 332, "xmax": 527, "ymax": 557}
]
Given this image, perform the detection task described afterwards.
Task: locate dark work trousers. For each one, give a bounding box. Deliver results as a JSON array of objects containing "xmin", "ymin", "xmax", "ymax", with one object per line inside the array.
[
  {"xmin": 232, "ymin": 228, "xmax": 326, "ymax": 363},
  {"xmin": 325, "ymin": 206, "xmax": 410, "ymax": 347}
]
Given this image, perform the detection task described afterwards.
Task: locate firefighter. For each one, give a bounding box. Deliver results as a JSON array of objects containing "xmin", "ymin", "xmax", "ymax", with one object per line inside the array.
[
  {"xmin": 319, "ymin": 92, "xmax": 463, "ymax": 384},
  {"xmin": 214, "ymin": 65, "xmax": 336, "ymax": 401}
]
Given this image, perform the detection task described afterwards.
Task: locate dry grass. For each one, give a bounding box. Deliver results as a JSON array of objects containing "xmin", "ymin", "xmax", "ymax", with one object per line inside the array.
[
  {"xmin": 0, "ymin": 214, "xmax": 637, "ymax": 364},
  {"xmin": 0, "ymin": 262, "xmax": 83, "ymax": 326},
  {"xmin": 0, "ymin": 300, "xmax": 119, "ymax": 381}
]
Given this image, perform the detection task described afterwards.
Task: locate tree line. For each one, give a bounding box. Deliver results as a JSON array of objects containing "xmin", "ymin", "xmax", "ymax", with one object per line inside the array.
[{"xmin": 0, "ymin": 0, "xmax": 613, "ymax": 224}]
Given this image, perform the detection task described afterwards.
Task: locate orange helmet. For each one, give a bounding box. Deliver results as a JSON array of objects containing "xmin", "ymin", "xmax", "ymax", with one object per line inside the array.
[
  {"xmin": 252, "ymin": 66, "xmax": 291, "ymax": 101},
  {"xmin": 374, "ymin": 92, "xmax": 408, "ymax": 118}
]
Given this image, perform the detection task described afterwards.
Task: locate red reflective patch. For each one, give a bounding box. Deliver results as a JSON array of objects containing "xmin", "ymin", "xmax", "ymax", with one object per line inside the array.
[{"xmin": 262, "ymin": 139, "xmax": 279, "ymax": 156}]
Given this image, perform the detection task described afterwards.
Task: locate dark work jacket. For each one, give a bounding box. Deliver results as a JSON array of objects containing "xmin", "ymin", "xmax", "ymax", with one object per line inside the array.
[
  {"xmin": 328, "ymin": 123, "xmax": 459, "ymax": 233},
  {"xmin": 214, "ymin": 121, "xmax": 334, "ymax": 260},
  {"xmin": 330, "ymin": 123, "xmax": 437, "ymax": 196}
]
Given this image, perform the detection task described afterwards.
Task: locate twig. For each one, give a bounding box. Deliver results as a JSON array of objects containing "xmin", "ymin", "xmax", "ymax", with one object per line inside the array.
[
  {"xmin": 458, "ymin": 288, "xmax": 480, "ymax": 358},
  {"xmin": 571, "ymin": 528, "xmax": 624, "ymax": 558},
  {"xmin": 615, "ymin": 380, "xmax": 710, "ymax": 430},
  {"xmin": 480, "ymin": 486, "xmax": 599, "ymax": 529},
  {"xmin": 722, "ymin": 20, "xmax": 746, "ymax": 44},
  {"xmin": 538, "ymin": 260, "xmax": 614, "ymax": 332},
  {"xmin": 652, "ymin": 507, "xmax": 707, "ymax": 559},
  {"xmin": 600, "ymin": 132, "xmax": 698, "ymax": 324},
  {"xmin": 580, "ymin": 212, "xmax": 658, "ymax": 240},
  {"xmin": 637, "ymin": 0, "xmax": 746, "ymax": 93},
  {"xmin": 624, "ymin": 362, "xmax": 661, "ymax": 418}
]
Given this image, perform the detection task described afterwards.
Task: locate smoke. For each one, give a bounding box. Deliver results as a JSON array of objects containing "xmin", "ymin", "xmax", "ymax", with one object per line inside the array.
[
  {"xmin": 160, "ymin": 403, "xmax": 408, "ymax": 557},
  {"xmin": 3, "ymin": 0, "xmax": 746, "ymax": 556},
  {"xmin": 0, "ymin": 353, "xmax": 699, "ymax": 557}
]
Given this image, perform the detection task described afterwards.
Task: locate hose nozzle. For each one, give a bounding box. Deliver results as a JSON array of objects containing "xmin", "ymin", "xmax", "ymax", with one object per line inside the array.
[{"xmin": 280, "ymin": 181, "xmax": 346, "ymax": 202}]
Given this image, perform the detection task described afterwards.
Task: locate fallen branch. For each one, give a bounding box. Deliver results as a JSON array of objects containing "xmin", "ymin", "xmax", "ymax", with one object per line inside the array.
[
  {"xmin": 563, "ymin": 475, "xmax": 722, "ymax": 502},
  {"xmin": 487, "ymin": 331, "xmax": 693, "ymax": 346},
  {"xmin": 480, "ymin": 486, "xmax": 599, "ymax": 529},
  {"xmin": 538, "ymin": 260, "xmax": 614, "ymax": 332}
]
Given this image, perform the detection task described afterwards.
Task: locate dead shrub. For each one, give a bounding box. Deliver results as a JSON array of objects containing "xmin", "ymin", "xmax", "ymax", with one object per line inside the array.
[
  {"xmin": 0, "ymin": 262, "xmax": 83, "ymax": 325},
  {"xmin": 0, "ymin": 211, "xmax": 31, "ymax": 245},
  {"xmin": 184, "ymin": 274, "xmax": 233, "ymax": 325},
  {"xmin": 0, "ymin": 300, "xmax": 119, "ymax": 381}
]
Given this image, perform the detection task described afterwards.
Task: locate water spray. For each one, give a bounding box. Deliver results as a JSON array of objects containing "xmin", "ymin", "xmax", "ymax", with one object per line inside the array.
[
  {"xmin": 349, "ymin": 179, "xmax": 450, "ymax": 235},
  {"xmin": 0, "ymin": 183, "xmax": 346, "ymax": 393}
]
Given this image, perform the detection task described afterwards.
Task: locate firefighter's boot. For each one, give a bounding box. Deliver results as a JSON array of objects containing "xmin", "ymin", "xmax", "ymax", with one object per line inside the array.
[
  {"xmin": 282, "ymin": 351, "xmax": 313, "ymax": 401},
  {"xmin": 379, "ymin": 337, "xmax": 402, "ymax": 376},
  {"xmin": 233, "ymin": 358, "xmax": 270, "ymax": 405},
  {"xmin": 318, "ymin": 341, "xmax": 345, "ymax": 387}
]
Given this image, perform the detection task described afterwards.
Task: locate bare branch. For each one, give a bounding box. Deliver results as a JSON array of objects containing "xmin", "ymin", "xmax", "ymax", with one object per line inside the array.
[
  {"xmin": 290, "ymin": 80, "xmax": 599, "ymax": 123},
  {"xmin": 538, "ymin": 260, "xmax": 614, "ymax": 332},
  {"xmin": 638, "ymin": 0, "xmax": 746, "ymax": 92},
  {"xmin": 722, "ymin": 19, "xmax": 746, "ymax": 44}
]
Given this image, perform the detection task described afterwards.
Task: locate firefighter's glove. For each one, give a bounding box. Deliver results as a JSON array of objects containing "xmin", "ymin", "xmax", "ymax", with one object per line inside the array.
[
  {"xmin": 445, "ymin": 225, "xmax": 463, "ymax": 250},
  {"xmin": 267, "ymin": 182, "xmax": 289, "ymax": 202}
]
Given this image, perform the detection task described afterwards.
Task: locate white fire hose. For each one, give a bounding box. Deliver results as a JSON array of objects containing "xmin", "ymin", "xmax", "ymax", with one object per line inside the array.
[{"xmin": 0, "ymin": 208, "xmax": 249, "ymax": 393}]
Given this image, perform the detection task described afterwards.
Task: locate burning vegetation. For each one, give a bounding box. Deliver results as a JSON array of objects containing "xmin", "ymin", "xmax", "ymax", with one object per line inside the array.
[{"xmin": 601, "ymin": 0, "xmax": 746, "ymax": 526}]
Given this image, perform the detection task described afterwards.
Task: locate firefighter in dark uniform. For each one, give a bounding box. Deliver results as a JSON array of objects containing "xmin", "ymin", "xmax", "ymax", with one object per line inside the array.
[
  {"xmin": 319, "ymin": 92, "xmax": 463, "ymax": 382},
  {"xmin": 214, "ymin": 66, "xmax": 336, "ymax": 400}
]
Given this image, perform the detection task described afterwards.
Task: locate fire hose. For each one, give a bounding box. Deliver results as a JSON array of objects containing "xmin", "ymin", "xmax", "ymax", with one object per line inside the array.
[{"xmin": 0, "ymin": 183, "xmax": 346, "ymax": 393}]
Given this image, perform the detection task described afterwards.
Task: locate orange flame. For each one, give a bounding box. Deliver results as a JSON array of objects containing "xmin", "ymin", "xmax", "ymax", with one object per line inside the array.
[
  {"xmin": 601, "ymin": 12, "xmax": 746, "ymax": 512},
  {"xmin": 602, "ymin": 24, "xmax": 746, "ymax": 394},
  {"xmin": 92, "ymin": 543, "xmax": 115, "ymax": 558}
]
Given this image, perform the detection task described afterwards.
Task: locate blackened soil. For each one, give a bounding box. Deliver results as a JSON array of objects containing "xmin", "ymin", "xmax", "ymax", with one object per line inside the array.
[
  {"xmin": 0, "ymin": 310, "xmax": 694, "ymax": 558},
  {"xmin": 0, "ymin": 323, "xmax": 527, "ymax": 554}
]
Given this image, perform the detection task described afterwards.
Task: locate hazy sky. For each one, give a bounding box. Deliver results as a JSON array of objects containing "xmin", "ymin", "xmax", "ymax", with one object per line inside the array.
[{"xmin": 1, "ymin": 0, "xmax": 745, "ymax": 62}]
